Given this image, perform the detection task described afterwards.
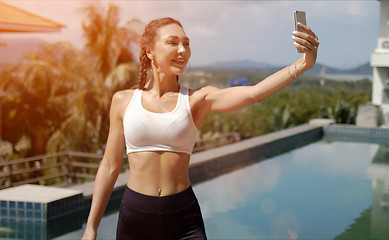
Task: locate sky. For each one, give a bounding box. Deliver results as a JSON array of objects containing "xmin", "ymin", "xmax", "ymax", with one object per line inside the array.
[{"xmin": 1, "ymin": 0, "xmax": 381, "ymax": 69}]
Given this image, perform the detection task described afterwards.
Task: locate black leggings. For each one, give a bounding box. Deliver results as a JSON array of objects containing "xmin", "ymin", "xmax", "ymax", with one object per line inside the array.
[{"xmin": 116, "ymin": 186, "xmax": 207, "ymax": 240}]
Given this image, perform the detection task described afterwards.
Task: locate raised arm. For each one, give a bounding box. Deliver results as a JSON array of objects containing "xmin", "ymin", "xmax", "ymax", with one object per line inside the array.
[
  {"xmin": 200, "ymin": 23, "xmax": 319, "ymax": 113},
  {"xmin": 82, "ymin": 92, "xmax": 127, "ymax": 240}
]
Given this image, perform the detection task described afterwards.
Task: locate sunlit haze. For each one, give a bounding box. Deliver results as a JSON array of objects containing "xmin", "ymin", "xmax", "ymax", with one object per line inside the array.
[{"xmin": 1, "ymin": 0, "xmax": 380, "ymax": 69}]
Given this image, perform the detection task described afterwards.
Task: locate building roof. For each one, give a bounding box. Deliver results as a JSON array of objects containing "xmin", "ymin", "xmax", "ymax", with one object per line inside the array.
[{"xmin": 0, "ymin": 1, "xmax": 65, "ymax": 33}]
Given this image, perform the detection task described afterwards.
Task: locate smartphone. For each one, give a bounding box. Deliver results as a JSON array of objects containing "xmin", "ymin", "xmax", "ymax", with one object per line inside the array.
[
  {"xmin": 294, "ymin": 11, "xmax": 306, "ymax": 33},
  {"xmin": 294, "ymin": 11, "xmax": 306, "ymax": 53}
]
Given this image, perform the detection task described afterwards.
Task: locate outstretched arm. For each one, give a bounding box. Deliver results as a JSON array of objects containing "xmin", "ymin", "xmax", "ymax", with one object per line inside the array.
[
  {"xmin": 200, "ymin": 23, "xmax": 319, "ymax": 113},
  {"xmin": 82, "ymin": 92, "xmax": 126, "ymax": 240}
]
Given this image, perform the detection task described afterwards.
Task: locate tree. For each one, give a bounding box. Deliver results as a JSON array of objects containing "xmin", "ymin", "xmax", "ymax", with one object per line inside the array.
[
  {"xmin": 47, "ymin": 3, "xmax": 141, "ymax": 154},
  {"xmin": 1, "ymin": 3, "xmax": 141, "ymax": 158},
  {"xmin": 81, "ymin": 3, "xmax": 141, "ymax": 80},
  {"xmin": 1, "ymin": 42, "xmax": 104, "ymax": 156}
]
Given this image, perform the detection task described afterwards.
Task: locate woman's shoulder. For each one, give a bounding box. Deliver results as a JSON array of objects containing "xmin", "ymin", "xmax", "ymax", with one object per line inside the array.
[
  {"xmin": 188, "ymin": 85, "xmax": 221, "ymax": 110},
  {"xmin": 111, "ymin": 89, "xmax": 136, "ymax": 112},
  {"xmin": 113, "ymin": 89, "xmax": 136, "ymax": 101}
]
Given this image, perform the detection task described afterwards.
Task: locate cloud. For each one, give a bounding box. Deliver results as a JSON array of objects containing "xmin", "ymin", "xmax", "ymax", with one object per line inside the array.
[
  {"xmin": 343, "ymin": 1, "xmax": 378, "ymax": 20},
  {"xmin": 194, "ymin": 158, "xmax": 285, "ymax": 219},
  {"xmin": 290, "ymin": 141, "xmax": 375, "ymax": 177},
  {"xmin": 191, "ymin": 25, "xmax": 217, "ymax": 38}
]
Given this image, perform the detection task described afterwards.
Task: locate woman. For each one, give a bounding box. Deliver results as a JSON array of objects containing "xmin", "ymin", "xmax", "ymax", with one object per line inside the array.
[{"xmin": 82, "ymin": 17, "xmax": 319, "ymax": 239}]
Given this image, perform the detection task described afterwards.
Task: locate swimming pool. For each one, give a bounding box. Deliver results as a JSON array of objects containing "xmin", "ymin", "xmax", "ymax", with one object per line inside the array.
[{"xmin": 53, "ymin": 139, "xmax": 389, "ymax": 239}]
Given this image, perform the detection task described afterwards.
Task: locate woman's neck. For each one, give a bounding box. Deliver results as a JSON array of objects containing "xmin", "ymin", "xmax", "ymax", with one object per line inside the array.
[{"xmin": 146, "ymin": 71, "xmax": 179, "ymax": 97}]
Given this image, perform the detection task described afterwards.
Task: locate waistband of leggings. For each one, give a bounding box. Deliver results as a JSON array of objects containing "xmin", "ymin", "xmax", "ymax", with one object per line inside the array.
[{"xmin": 121, "ymin": 186, "xmax": 198, "ymax": 213}]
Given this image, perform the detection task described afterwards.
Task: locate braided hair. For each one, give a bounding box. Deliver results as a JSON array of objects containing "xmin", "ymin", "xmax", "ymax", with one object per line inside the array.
[{"xmin": 137, "ymin": 17, "xmax": 183, "ymax": 90}]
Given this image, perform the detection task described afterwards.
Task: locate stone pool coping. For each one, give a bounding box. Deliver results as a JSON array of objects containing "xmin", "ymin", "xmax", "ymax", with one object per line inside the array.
[
  {"xmin": 0, "ymin": 184, "xmax": 81, "ymax": 203},
  {"xmin": 0, "ymin": 185, "xmax": 83, "ymax": 222},
  {"xmin": 323, "ymin": 123, "xmax": 389, "ymax": 144}
]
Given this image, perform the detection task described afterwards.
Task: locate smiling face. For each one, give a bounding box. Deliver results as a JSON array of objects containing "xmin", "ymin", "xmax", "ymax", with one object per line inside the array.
[{"xmin": 149, "ymin": 23, "xmax": 191, "ymax": 76}]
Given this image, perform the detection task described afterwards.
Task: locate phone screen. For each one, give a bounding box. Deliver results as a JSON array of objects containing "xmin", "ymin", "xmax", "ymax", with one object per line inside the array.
[{"xmin": 294, "ymin": 11, "xmax": 306, "ymax": 33}]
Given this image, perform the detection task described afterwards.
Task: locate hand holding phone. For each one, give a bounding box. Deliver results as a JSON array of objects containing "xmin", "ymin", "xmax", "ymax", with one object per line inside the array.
[{"xmin": 291, "ymin": 10, "xmax": 319, "ymax": 70}]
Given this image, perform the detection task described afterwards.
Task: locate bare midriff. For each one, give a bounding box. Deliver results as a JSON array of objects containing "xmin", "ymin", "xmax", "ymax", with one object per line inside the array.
[{"xmin": 126, "ymin": 151, "xmax": 191, "ymax": 197}]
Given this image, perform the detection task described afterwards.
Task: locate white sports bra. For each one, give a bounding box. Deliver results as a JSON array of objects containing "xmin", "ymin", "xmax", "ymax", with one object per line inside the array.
[{"xmin": 122, "ymin": 86, "xmax": 198, "ymax": 155}]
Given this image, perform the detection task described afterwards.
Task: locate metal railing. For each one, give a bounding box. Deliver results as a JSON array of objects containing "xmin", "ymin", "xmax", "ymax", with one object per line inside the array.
[
  {"xmin": 0, "ymin": 132, "xmax": 240, "ymax": 190},
  {"xmin": 0, "ymin": 151, "xmax": 128, "ymax": 190}
]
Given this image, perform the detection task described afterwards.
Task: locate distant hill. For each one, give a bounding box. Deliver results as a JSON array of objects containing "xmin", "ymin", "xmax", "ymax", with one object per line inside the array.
[
  {"xmin": 198, "ymin": 60, "xmax": 373, "ymax": 76},
  {"xmin": 343, "ymin": 62, "xmax": 372, "ymax": 75},
  {"xmin": 305, "ymin": 62, "xmax": 372, "ymax": 75},
  {"xmin": 0, "ymin": 38, "xmax": 47, "ymax": 63}
]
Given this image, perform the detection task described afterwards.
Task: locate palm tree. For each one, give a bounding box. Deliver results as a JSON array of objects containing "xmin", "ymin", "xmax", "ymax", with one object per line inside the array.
[
  {"xmin": 81, "ymin": 3, "xmax": 141, "ymax": 80},
  {"xmin": 69, "ymin": 3, "xmax": 141, "ymax": 151}
]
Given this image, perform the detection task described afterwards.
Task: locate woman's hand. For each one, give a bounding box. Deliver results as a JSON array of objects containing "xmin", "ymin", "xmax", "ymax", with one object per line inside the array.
[{"xmin": 292, "ymin": 23, "xmax": 319, "ymax": 71}]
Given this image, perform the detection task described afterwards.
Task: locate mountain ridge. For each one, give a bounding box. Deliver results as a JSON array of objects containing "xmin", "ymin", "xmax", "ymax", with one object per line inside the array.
[{"xmin": 195, "ymin": 60, "xmax": 372, "ymax": 75}]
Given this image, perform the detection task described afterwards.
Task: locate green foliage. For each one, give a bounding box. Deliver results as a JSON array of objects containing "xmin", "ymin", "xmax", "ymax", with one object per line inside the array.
[
  {"xmin": 334, "ymin": 207, "xmax": 372, "ymax": 240},
  {"xmin": 0, "ymin": 3, "xmax": 140, "ymax": 159},
  {"xmin": 1, "ymin": 42, "xmax": 102, "ymax": 156},
  {"xmin": 81, "ymin": 4, "xmax": 141, "ymax": 79},
  {"xmin": 181, "ymin": 71, "xmax": 372, "ymax": 140}
]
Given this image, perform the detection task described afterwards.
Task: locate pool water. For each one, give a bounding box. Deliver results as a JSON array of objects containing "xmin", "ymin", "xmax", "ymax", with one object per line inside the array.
[{"xmin": 55, "ymin": 141, "xmax": 389, "ymax": 239}]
